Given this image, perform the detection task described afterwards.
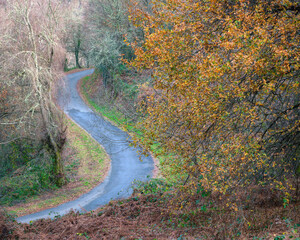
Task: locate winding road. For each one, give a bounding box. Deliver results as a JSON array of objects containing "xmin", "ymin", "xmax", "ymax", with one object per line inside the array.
[{"xmin": 17, "ymin": 69, "xmax": 154, "ymax": 223}]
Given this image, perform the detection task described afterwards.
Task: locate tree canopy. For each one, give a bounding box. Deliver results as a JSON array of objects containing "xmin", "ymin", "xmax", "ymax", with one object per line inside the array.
[{"xmin": 128, "ymin": 0, "xmax": 300, "ymax": 199}]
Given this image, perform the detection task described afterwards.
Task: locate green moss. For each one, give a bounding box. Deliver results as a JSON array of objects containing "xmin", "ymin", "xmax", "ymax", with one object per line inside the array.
[{"xmin": 0, "ymin": 151, "xmax": 56, "ymax": 206}]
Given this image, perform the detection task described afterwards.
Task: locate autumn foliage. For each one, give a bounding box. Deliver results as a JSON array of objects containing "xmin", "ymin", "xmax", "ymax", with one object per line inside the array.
[{"xmin": 127, "ymin": 0, "xmax": 300, "ymax": 201}]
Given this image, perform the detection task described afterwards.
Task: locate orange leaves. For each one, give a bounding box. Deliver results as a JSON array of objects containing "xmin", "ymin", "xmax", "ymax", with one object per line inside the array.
[{"xmin": 128, "ymin": 0, "xmax": 300, "ymax": 198}]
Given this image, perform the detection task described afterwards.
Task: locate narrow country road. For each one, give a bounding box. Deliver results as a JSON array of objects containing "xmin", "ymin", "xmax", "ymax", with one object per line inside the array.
[{"xmin": 17, "ymin": 69, "xmax": 154, "ymax": 223}]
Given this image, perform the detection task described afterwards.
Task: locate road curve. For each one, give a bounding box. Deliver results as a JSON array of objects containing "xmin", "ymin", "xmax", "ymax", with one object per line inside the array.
[{"xmin": 17, "ymin": 69, "xmax": 154, "ymax": 223}]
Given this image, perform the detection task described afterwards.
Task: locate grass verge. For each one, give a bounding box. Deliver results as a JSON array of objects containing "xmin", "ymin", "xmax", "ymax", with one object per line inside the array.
[
  {"xmin": 78, "ymin": 75, "xmax": 163, "ymax": 178},
  {"xmin": 79, "ymin": 76, "xmax": 130, "ymax": 128}
]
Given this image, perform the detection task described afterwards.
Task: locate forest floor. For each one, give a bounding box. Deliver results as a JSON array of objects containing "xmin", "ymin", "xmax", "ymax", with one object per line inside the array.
[{"xmin": 1, "ymin": 190, "xmax": 299, "ymax": 239}]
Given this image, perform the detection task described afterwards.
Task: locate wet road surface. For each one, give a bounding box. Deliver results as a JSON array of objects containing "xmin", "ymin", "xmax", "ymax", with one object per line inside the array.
[{"xmin": 17, "ymin": 69, "xmax": 153, "ymax": 223}]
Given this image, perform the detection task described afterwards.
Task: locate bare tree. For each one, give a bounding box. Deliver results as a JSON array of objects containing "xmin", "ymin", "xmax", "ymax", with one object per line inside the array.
[
  {"xmin": 0, "ymin": 0, "xmax": 67, "ymax": 186},
  {"xmin": 64, "ymin": 0, "xmax": 89, "ymax": 69},
  {"xmin": 84, "ymin": 0, "xmax": 135, "ymax": 89}
]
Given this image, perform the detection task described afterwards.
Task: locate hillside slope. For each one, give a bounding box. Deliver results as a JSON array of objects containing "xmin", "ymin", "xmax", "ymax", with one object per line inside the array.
[{"xmin": 1, "ymin": 188, "xmax": 299, "ymax": 239}]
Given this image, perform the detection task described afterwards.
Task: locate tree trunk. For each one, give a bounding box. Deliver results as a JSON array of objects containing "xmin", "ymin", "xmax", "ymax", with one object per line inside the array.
[
  {"xmin": 40, "ymin": 104, "xmax": 66, "ymax": 187},
  {"xmin": 51, "ymin": 137, "xmax": 66, "ymax": 187},
  {"xmin": 75, "ymin": 39, "xmax": 81, "ymax": 69},
  {"xmin": 64, "ymin": 58, "xmax": 68, "ymax": 72}
]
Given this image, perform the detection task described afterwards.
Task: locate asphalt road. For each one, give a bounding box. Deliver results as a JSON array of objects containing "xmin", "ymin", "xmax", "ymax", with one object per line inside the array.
[{"xmin": 17, "ymin": 69, "xmax": 154, "ymax": 223}]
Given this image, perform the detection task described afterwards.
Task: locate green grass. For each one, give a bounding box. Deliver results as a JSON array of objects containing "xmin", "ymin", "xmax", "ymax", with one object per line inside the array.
[
  {"xmin": 80, "ymin": 75, "xmax": 183, "ymax": 182},
  {"xmin": 81, "ymin": 76, "xmax": 131, "ymax": 128},
  {"xmin": 66, "ymin": 118, "xmax": 108, "ymax": 178},
  {"xmin": 80, "ymin": 75, "xmax": 150, "ymax": 150}
]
